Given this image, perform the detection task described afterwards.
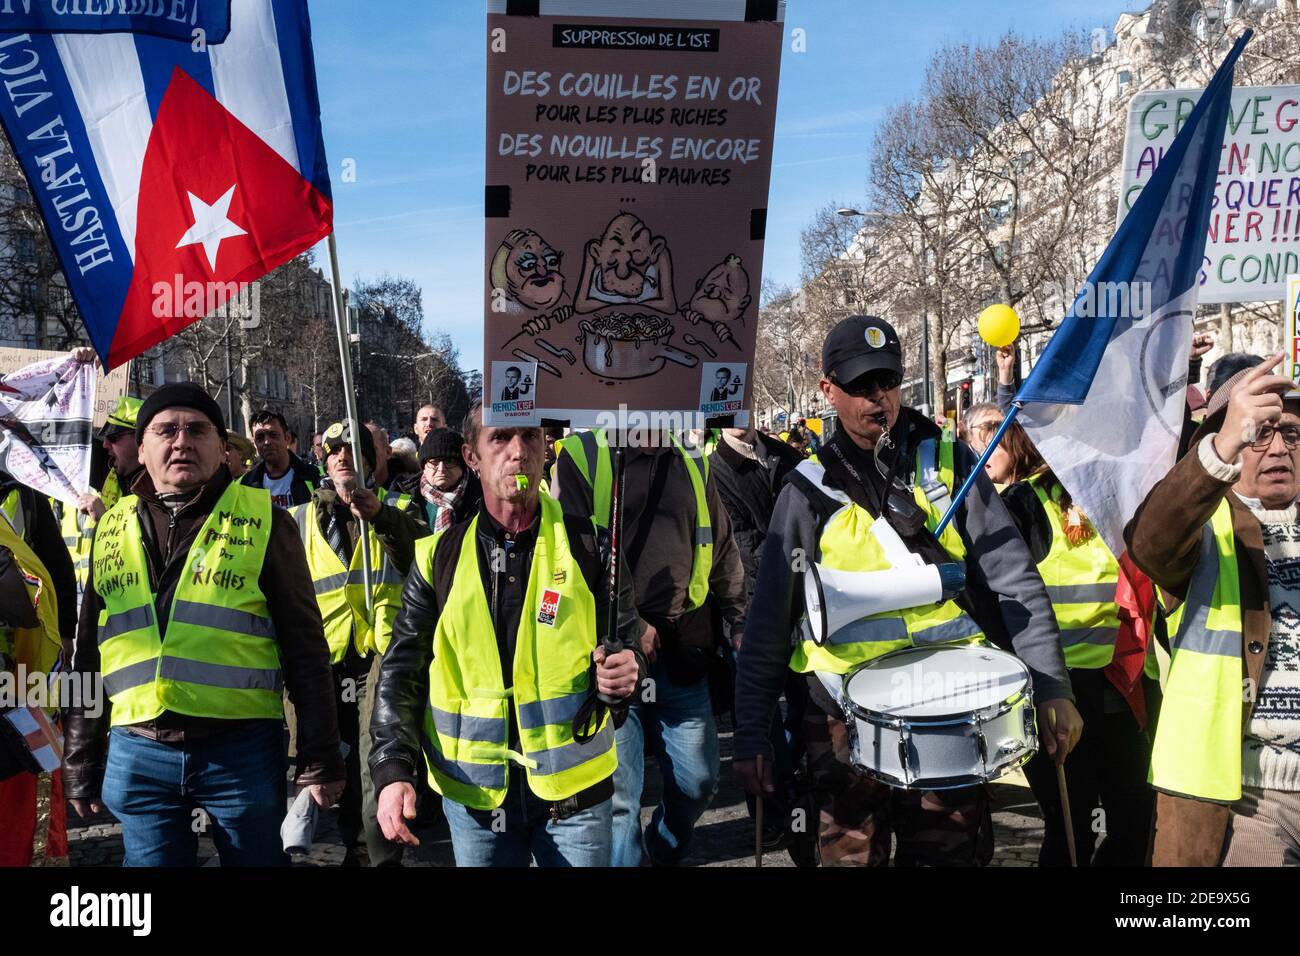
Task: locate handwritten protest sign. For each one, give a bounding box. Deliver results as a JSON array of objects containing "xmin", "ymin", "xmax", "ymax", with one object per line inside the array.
[
  {"xmin": 1119, "ymin": 85, "xmax": 1300, "ymax": 304},
  {"xmin": 1286, "ymin": 274, "xmax": 1300, "ymax": 387},
  {"xmin": 482, "ymin": 0, "xmax": 784, "ymax": 427},
  {"xmin": 0, "ymin": 349, "xmax": 128, "ymax": 429}
]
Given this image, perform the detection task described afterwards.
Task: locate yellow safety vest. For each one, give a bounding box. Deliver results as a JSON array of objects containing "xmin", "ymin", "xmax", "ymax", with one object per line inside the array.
[
  {"xmin": 290, "ymin": 494, "xmax": 406, "ymax": 661},
  {"xmin": 52, "ymin": 497, "xmax": 96, "ymax": 605},
  {"xmin": 790, "ymin": 436, "xmax": 984, "ymax": 676},
  {"xmin": 558, "ymin": 429, "xmax": 713, "ymax": 610},
  {"xmin": 94, "ymin": 482, "xmax": 283, "ymax": 726},
  {"xmin": 1028, "ymin": 476, "xmax": 1121, "ymax": 670},
  {"xmin": 0, "ymin": 507, "xmax": 62, "ymax": 693},
  {"xmin": 1149, "ymin": 499, "xmax": 1244, "ymax": 803},
  {"xmin": 414, "ymin": 492, "xmax": 616, "ymax": 810}
]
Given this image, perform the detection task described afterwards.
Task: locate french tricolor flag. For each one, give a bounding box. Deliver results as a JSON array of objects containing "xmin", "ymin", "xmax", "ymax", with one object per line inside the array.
[{"xmin": 0, "ymin": 0, "xmax": 333, "ymax": 370}]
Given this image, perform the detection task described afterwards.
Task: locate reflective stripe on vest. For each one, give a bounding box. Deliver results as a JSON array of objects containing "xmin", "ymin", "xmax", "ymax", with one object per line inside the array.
[
  {"xmin": 1029, "ymin": 477, "xmax": 1120, "ymax": 669},
  {"xmin": 790, "ymin": 439, "xmax": 983, "ymax": 676},
  {"xmin": 560, "ymin": 429, "xmax": 713, "ymax": 610},
  {"xmin": 380, "ymin": 487, "xmax": 412, "ymax": 510},
  {"xmin": 1149, "ymin": 499, "xmax": 1244, "ymax": 803},
  {"xmin": 291, "ymin": 499, "xmax": 404, "ymax": 661},
  {"xmin": 54, "ymin": 496, "xmax": 96, "ymax": 609},
  {"xmin": 415, "ymin": 492, "xmax": 616, "ymax": 810},
  {"xmin": 95, "ymin": 483, "xmax": 283, "ymax": 725}
]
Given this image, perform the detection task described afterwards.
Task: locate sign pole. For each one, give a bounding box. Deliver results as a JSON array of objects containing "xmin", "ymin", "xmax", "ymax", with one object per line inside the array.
[{"xmin": 327, "ymin": 232, "xmax": 374, "ymax": 610}]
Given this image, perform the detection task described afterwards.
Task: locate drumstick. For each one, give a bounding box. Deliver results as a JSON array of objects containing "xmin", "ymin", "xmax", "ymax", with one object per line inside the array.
[
  {"xmin": 1049, "ymin": 707, "xmax": 1078, "ymax": 867},
  {"xmin": 754, "ymin": 754, "xmax": 764, "ymax": 869}
]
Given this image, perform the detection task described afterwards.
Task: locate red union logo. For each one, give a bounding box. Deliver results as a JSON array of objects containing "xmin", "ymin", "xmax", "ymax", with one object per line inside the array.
[{"xmin": 537, "ymin": 588, "xmax": 561, "ymax": 626}]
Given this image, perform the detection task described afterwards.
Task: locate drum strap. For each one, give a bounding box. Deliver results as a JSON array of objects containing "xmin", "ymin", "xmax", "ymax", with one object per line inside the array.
[
  {"xmin": 812, "ymin": 670, "xmax": 846, "ymax": 712},
  {"xmin": 785, "ymin": 470, "xmax": 842, "ymax": 529}
]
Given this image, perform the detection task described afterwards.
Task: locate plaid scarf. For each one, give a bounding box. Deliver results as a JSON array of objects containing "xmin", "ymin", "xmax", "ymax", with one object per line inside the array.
[{"xmin": 422, "ymin": 472, "xmax": 466, "ymax": 532}]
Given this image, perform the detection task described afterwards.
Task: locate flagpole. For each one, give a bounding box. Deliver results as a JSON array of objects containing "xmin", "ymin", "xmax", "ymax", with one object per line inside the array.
[
  {"xmin": 934, "ymin": 402, "xmax": 1021, "ymax": 536},
  {"xmin": 326, "ymin": 231, "xmax": 374, "ymax": 611}
]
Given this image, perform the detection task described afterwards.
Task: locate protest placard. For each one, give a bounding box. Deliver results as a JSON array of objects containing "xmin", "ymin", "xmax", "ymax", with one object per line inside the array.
[
  {"xmin": 482, "ymin": 0, "xmax": 784, "ymax": 427},
  {"xmin": 1119, "ymin": 85, "xmax": 1300, "ymax": 304},
  {"xmin": 0, "ymin": 350, "xmax": 128, "ymax": 429}
]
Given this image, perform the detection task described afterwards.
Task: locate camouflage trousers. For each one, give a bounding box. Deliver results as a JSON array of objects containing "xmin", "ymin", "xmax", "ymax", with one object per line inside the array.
[{"xmin": 804, "ymin": 706, "xmax": 993, "ymax": 866}]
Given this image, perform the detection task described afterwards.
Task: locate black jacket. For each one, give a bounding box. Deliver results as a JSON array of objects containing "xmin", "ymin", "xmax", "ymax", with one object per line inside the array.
[
  {"xmin": 241, "ymin": 455, "xmax": 321, "ymax": 508},
  {"xmin": 395, "ymin": 470, "xmax": 484, "ymax": 530},
  {"xmin": 708, "ymin": 433, "xmax": 804, "ymax": 612},
  {"xmin": 369, "ymin": 500, "xmax": 645, "ymax": 797}
]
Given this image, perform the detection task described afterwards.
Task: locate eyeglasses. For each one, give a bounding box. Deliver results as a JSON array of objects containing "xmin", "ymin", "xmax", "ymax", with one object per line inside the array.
[
  {"xmin": 147, "ymin": 421, "xmax": 213, "ymax": 442},
  {"xmin": 1251, "ymin": 424, "xmax": 1300, "ymax": 451},
  {"xmin": 836, "ymin": 370, "xmax": 903, "ymax": 398}
]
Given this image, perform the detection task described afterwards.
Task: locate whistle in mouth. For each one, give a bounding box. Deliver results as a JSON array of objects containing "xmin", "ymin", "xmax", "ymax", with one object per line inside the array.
[{"xmin": 515, "ymin": 474, "xmax": 530, "ymax": 491}]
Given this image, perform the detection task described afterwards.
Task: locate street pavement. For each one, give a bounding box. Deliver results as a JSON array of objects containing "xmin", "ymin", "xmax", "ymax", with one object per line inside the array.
[{"xmin": 63, "ymin": 719, "xmax": 1046, "ymax": 867}]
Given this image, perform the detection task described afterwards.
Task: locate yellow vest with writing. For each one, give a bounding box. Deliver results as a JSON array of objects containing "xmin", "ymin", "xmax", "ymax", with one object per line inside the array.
[{"xmin": 94, "ymin": 483, "xmax": 283, "ymax": 726}]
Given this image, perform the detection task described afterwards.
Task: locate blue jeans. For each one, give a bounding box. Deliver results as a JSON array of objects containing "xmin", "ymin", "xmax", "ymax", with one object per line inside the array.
[
  {"xmin": 611, "ymin": 661, "xmax": 720, "ymax": 866},
  {"xmin": 442, "ymin": 768, "xmax": 612, "ymax": 867},
  {"xmin": 100, "ymin": 721, "xmax": 288, "ymax": 867}
]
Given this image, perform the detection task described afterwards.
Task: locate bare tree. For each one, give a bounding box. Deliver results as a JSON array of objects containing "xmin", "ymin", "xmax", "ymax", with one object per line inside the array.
[{"xmin": 0, "ymin": 145, "xmax": 85, "ymax": 348}]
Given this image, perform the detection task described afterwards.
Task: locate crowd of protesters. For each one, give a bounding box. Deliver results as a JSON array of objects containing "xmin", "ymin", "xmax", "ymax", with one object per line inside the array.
[{"xmin": 2, "ymin": 319, "xmax": 1297, "ymax": 868}]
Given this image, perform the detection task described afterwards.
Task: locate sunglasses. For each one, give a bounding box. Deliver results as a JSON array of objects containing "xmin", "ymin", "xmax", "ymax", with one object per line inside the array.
[{"xmin": 836, "ymin": 369, "xmax": 903, "ymax": 398}]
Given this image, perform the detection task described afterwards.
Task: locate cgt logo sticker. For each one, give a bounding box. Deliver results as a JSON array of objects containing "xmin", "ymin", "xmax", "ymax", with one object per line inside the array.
[{"xmin": 537, "ymin": 588, "xmax": 561, "ymax": 627}]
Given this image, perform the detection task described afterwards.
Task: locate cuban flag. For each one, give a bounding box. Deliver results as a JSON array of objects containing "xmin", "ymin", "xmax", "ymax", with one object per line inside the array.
[
  {"xmin": 0, "ymin": 0, "xmax": 333, "ymax": 370},
  {"xmin": 1015, "ymin": 32, "xmax": 1249, "ymax": 557}
]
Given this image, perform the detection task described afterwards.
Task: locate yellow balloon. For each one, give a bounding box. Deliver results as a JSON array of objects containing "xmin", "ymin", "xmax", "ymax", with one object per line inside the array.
[{"xmin": 978, "ymin": 304, "xmax": 1020, "ymax": 348}]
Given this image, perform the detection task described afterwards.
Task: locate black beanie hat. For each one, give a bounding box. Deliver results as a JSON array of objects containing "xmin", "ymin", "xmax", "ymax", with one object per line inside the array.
[
  {"xmin": 419, "ymin": 428, "xmax": 465, "ymax": 467},
  {"xmin": 322, "ymin": 419, "xmax": 377, "ymax": 471},
  {"xmin": 136, "ymin": 382, "xmax": 227, "ymax": 443}
]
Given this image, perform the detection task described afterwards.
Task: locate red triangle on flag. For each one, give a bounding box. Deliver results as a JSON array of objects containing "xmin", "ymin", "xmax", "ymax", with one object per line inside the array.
[{"xmin": 111, "ymin": 67, "xmax": 333, "ymax": 368}]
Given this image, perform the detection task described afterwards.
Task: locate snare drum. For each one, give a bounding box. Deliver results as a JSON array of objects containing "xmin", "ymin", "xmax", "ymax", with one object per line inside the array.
[{"xmin": 839, "ymin": 644, "xmax": 1037, "ymax": 790}]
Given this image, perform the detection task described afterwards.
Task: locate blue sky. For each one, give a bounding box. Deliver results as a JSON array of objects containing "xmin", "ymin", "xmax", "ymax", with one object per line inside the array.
[{"xmin": 307, "ymin": 0, "xmax": 1142, "ymax": 374}]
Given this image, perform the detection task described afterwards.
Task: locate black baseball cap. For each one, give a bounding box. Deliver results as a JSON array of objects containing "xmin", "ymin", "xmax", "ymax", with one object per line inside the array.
[{"xmin": 822, "ymin": 315, "xmax": 903, "ymax": 384}]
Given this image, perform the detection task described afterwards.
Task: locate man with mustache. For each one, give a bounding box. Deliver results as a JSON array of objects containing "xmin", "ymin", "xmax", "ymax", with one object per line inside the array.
[
  {"xmin": 1128, "ymin": 354, "xmax": 1300, "ymax": 866},
  {"xmin": 574, "ymin": 212, "xmax": 678, "ymax": 315}
]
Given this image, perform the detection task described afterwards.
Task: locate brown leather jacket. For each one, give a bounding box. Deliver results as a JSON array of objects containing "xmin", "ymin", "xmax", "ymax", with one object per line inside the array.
[
  {"xmin": 63, "ymin": 466, "xmax": 343, "ymax": 800},
  {"xmin": 1124, "ymin": 427, "xmax": 1271, "ymax": 866}
]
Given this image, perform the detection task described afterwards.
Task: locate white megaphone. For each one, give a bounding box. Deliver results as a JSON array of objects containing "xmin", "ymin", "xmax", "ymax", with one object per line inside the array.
[{"xmin": 803, "ymin": 518, "xmax": 966, "ymax": 646}]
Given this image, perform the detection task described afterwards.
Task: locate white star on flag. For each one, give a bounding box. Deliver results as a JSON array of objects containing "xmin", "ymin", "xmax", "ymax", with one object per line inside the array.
[{"xmin": 176, "ymin": 184, "xmax": 247, "ymax": 270}]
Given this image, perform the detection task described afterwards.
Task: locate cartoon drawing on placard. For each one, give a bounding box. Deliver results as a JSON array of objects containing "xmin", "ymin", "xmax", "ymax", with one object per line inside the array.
[
  {"xmin": 699, "ymin": 362, "xmax": 746, "ymax": 416},
  {"xmin": 492, "ymin": 228, "xmax": 575, "ymax": 344},
  {"xmin": 499, "ymin": 364, "xmax": 531, "ymax": 401},
  {"xmin": 680, "ymin": 254, "xmax": 751, "ymax": 351},
  {"xmin": 489, "ymin": 360, "xmax": 539, "ymax": 424},
  {"xmin": 574, "ymin": 212, "xmax": 678, "ymax": 315},
  {"xmin": 577, "ymin": 312, "xmax": 699, "ymax": 381}
]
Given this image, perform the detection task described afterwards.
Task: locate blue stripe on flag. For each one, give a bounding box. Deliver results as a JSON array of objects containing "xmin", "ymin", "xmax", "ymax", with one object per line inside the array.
[
  {"xmin": 272, "ymin": 0, "xmax": 332, "ymax": 200},
  {"xmin": 0, "ymin": 32, "xmax": 135, "ymax": 361},
  {"xmin": 133, "ymin": 32, "xmax": 216, "ymax": 121},
  {"xmin": 1015, "ymin": 32, "xmax": 1249, "ymax": 407}
]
